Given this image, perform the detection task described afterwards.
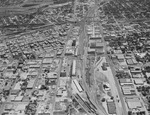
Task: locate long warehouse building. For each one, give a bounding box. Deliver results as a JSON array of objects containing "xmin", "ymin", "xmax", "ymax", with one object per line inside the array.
[
  {"xmin": 72, "ymin": 60, "xmax": 76, "ymax": 76},
  {"xmin": 73, "ymin": 79, "xmax": 83, "ymax": 92}
]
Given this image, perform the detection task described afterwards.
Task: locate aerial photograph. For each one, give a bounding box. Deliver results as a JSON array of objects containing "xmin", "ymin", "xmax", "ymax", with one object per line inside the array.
[{"xmin": 0, "ymin": 0, "xmax": 150, "ymax": 115}]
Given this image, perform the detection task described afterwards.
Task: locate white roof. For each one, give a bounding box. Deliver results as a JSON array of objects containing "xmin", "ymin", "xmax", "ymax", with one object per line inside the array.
[
  {"xmin": 53, "ymin": 59, "xmax": 60, "ymax": 65},
  {"xmin": 38, "ymin": 90, "xmax": 45, "ymax": 96},
  {"xmin": 136, "ymin": 53, "xmax": 146, "ymax": 58},
  {"xmin": 15, "ymin": 96, "xmax": 23, "ymax": 101},
  {"xmin": 114, "ymin": 50, "xmax": 122, "ymax": 54},
  {"xmin": 126, "ymin": 98, "xmax": 142, "ymax": 109},
  {"xmin": 88, "ymin": 47, "xmax": 95, "ymax": 52},
  {"xmin": 134, "ymin": 79, "xmax": 144, "ymax": 85},
  {"xmin": 117, "ymin": 54, "xmax": 124, "ymax": 59},
  {"xmin": 27, "ymin": 79, "xmax": 35, "ymax": 88},
  {"xmin": 10, "ymin": 95, "xmax": 16, "ymax": 101},
  {"xmin": 29, "ymin": 71, "xmax": 38, "ymax": 76},
  {"xmin": 20, "ymin": 72, "xmax": 28, "ymax": 79},
  {"xmin": 59, "ymin": 79, "xmax": 67, "ymax": 87},
  {"xmin": 65, "ymin": 48, "xmax": 74, "ymax": 54},
  {"xmin": 57, "ymin": 89, "xmax": 62, "ymax": 96},
  {"xmin": 146, "ymin": 72, "xmax": 150, "ymax": 77},
  {"xmin": 29, "ymin": 64, "xmax": 40, "ymax": 68},
  {"xmin": 26, "ymin": 61, "xmax": 37, "ymax": 65},
  {"xmin": 43, "ymin": 58, "xmax": 53, "ymax": 64},
  {"xmin": 132, "ymin": 73, "xmax": 142, "ymax": 78},
  {"xmin": 122, "ymin": 85, "xmax": 135, "ymax": 94},
  {"xmin": 45, "ymin": 53, "xmax": 52, "ymax": 58},
  {"xmin": 14, "ymin": 81, "xmax": 22, "ymax": 90},
  {"xmin": 47, "ymin": 72, "xmax": 57, "ymax": 78},
  {"xmin": 66, "ymin": 40, "xmax": 73, "ymax": 46},
  {"xmin": 5, "ymin": 104, "xmax": 14, "ymax": 110}
]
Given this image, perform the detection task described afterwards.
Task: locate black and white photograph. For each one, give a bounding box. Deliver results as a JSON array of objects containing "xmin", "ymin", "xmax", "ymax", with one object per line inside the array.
[{"xmin": 0, "ymin": 0, "xmax": 150, "ymax": 115}]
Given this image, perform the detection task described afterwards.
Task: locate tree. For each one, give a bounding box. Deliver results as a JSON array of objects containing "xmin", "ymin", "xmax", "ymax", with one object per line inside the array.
[{"xmin": 101, "ymin": 98, "xmax": 105, "ymax": 102}]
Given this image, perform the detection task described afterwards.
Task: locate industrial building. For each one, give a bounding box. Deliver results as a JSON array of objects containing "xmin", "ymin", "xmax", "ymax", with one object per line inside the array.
[
  {"xmin": 119, "ymin": 78, "xmax": 133, "ymax": 86},
  {"xmin": 73, "ymin": 79, "xmax": 83, "ymax": 93},
  {"xmin": 125, "ymin": 97, "xmax": 143, "ymax": 110},
  {"xmin": 121, "ymin": 84, "xmax": 136, "ymax": 95},
  {"xmin": 89, "ymin": 40, "xmax": 104, "ymax": 49},
  {"xmin": 134, "ymin": 79, "xmax": 144, "ymax": 85},
  {"xmin": 27, "ymin": 79, "xmax": 36, "ymax": 89},
  {"xmin": 71, "ymin": 60, "xmax": 76, "ymax": 76},
  {"xmin": 88, "ymin": 47, "xmax": 96, "ymax": 54},
  {"xmin": 106, "ymin": 100, "xmax": 116, "ymax": 115}
]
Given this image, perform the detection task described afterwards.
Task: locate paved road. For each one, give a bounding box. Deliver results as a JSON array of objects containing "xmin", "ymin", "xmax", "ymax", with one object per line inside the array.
[
  {"xmin": 90, "ymin": 0, "xmax": 128, "ymax": 115},
  {"xmin": 99, "ymin": 17, "xmax": 128, "ymax": 115},
  {"xmin": 98, "ymin": 8, "xmax": 128, "ymax": 115}
]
